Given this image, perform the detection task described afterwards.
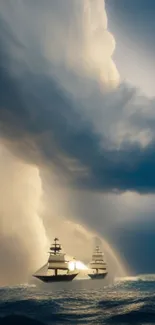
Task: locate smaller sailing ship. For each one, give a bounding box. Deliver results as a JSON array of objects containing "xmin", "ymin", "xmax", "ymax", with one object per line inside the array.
[
  {"xmin": 33, "ymin": 238, "xmax": 78, "ymax": 283},
  {"xmin": 88, "ymin": 245, "xmax": 108, "ymax": 280}
]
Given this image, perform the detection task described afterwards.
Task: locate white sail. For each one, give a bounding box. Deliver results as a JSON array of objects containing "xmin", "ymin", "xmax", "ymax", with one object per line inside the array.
[
  {"xmin": 47, "ymin": 238, "xmax": 71, "ymax": 270},
  {"xmin": 33, "ymin": 263, "xmax": 48, "ymax": 276},
  {"xmin": 92, "ymin": 255, "xmax": 104, "ymax": 261},
  {"xmin": 48, "ymin": 261, "xmax": 69, "ymax": 270},
  {"xmin": 89, "ymin": 245, "xmax": 107, "ymax": 271},
  {"xmin": 90, "ymin": 262, "xmax": 107, "ymax": 270},
  {"xmin": 48, "ymin": 253, "xmax": 68, "ymax": 263}
]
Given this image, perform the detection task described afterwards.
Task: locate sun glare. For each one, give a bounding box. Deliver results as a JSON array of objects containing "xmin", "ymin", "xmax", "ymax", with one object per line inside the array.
[{"xmin": 69, "ymin": 260, "xmax": 88, "ymax": 271}]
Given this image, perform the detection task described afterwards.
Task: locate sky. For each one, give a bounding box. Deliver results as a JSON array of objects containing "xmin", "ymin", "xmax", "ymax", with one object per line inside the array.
[
  {"xmin": 107, "ymin": 0, "xmax": 155, "ymax": 96},
  {"xmin": 106, "ymin": 0, "xmax": 155, "ymax": 273},
  {"xmin": 0, "ymin": 0, "xmax": 155, "ymax": 285}
]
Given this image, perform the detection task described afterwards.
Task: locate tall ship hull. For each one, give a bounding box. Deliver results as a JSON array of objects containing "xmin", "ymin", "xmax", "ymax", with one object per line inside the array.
[
  {"xmin": 33, "ymin": 238, "xmax": 78, "ymax": 283},
  {"xmin": 88, "ymin": 272, "xmax": 107, "ymax": 280},
  {"xmin": 34, "ymin": 273, "xmax": 77, "ymax": 283}
]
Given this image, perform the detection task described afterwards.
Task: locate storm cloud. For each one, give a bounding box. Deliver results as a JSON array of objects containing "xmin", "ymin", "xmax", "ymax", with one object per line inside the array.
[
  {"xmin": 0, "ymin": 8, "xmax": 155, "ymax": 193},
  {"xmin": 0, "ymin": 0, "xmax": 155, "ymax": 284}
]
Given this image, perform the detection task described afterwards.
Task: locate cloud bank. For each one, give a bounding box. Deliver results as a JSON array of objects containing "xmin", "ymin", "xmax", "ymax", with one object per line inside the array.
[
  {"xmin": 0, "ymin": 0, "xmax": 155, "ymax": 284},
  {"xmin": 0, "ymin": 0, "xmax": 155, "ymax": 194}
]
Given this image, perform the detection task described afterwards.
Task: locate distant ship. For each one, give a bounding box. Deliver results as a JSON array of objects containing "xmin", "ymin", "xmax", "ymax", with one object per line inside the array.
[
  {"xmin": 33, "ymin": 238, "xmax": 78, "ymax": 283},
  {"xmin": 88, "ymin": 245, "xmax": 108, "ymax": 280}
]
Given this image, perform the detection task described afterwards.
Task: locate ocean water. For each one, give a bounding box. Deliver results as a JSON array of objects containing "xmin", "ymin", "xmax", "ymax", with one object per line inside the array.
[{"xmin": 0, "ymin": 275, "xmax": 155, "ymax": 325}]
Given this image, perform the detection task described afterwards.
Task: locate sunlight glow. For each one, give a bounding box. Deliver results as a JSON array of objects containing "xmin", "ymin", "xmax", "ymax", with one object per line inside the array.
[{"xmin": 69, "ymin": 260, "xmax": 88, "ymax": 271}]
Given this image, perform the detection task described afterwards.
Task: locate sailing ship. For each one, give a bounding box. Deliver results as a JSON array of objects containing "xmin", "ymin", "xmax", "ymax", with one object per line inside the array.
[
  {"xmin": 33, "ymin": 238, "xmax": 78, "ymax": 282},
  {"xmin": 88, "ymin": 245, "xmax": 108, "ymax": 280}
]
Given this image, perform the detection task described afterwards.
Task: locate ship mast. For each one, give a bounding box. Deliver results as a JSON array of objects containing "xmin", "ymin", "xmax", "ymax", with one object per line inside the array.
[
  {"xmin": 90, "ymin": 245, "xmax": 107, "ymax": 274},
  {"xmin": 50, "ymin": 237, "xmax": 62, "ymax": 255},
  {"xmin": 48, "ymin": 238, "xmax": 69, "ymax": 276}
]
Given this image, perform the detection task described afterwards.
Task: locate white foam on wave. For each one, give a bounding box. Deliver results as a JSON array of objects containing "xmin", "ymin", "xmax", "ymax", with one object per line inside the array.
[
  {"xmin": 0, "ymin": 283, "xmax": 37, "ymax": 290},
  {"xmin": 115, "ymin": 274, "xmax": 155, "ymax": 283},
  {"xmin": 19, "ymin": 283, "xmax": 37, "ymax": 288}
]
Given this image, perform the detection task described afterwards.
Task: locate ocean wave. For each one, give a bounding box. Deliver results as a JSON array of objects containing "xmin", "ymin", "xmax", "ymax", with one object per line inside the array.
[
  {"xmin": 0, "ymin": 283, "xmax": 36, "ymax": 291},
  {"xmin": 1, "ymin": 277, "xmax": 155, "ymax": 324},
  {"xmin": 0, "ymin": 315, "xmax": 45, "ymax": 325},
  {"xmin": 115, "ymin": 274, "xmax": 155, "ymax": 282},
  {"xmin": 1, "ymin": 296, "xmax": 155, "ymax": 325},
  {"xmin": 108, "ymin": 308, "xmax": 155, "ymax": 324}
]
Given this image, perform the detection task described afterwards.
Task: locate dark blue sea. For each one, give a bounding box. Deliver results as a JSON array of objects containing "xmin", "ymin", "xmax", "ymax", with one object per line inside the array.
[{"xmin": 0, "ymin": 275, "xmax": 155, "ymax": 325}]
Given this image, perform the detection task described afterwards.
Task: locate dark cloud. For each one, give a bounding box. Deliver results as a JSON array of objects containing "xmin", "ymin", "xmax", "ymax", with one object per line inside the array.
[
  {"xmin": 0, "ymin": 6, "xmax": 155, "ymax": 195},
  {"xmin": 113, "ymin": 220, "xmax": 155, "ymax": 274},
  {"xmin": 1, "ymin": 0, "xmax": 155, "ymax": 281}
]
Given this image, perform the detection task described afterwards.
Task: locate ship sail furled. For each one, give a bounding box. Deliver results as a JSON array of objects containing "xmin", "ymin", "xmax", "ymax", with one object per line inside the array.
[
  {"xmin": 89, "ymin": 246, "xmax": 107, "ymax": 271},
  {"xmin": 48, "ymin": 254, "xmax": 69, "ymax": 270},
  {"xmin": 48, "ymin": 237, "xmax": 70, "ymax": 270}
]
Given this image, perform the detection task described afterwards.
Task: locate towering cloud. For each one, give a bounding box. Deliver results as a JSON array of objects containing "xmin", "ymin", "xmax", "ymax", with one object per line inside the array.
[
  {"xmin": 0, "ymin": 0, "xmax": 155, "ymax": 193},
  {"xmin": 0, "ymin": 145, "xmax": 49, "ymax": 285},
  {"xmin": 0, "ymin": 0, "xmax": 154, "ymax": 285}
]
